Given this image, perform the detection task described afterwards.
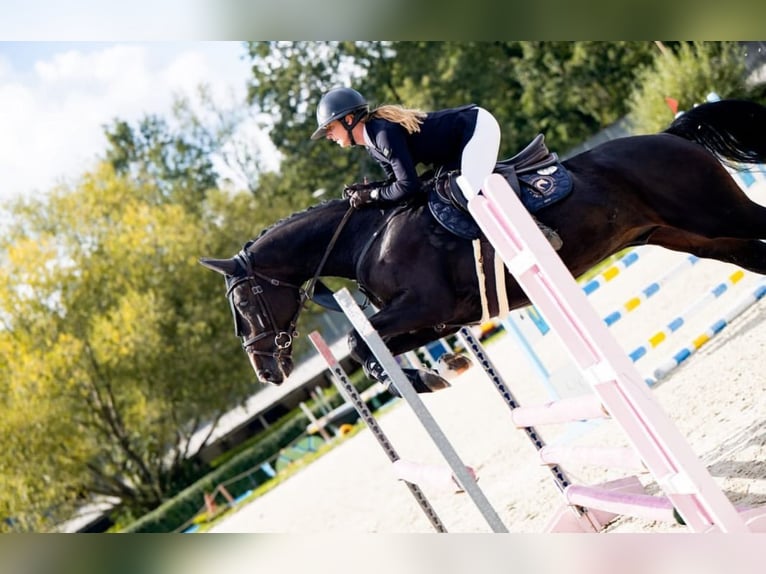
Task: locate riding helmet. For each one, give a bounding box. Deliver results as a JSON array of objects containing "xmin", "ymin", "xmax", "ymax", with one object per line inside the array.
[{"xmin": 311, "ymin": 87, "xmax": 369, "ymax": 140}]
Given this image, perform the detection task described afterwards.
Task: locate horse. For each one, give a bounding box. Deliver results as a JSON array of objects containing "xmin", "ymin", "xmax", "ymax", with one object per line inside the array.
[{"xmin": 200, "ymin": 99, "xmax": 766, "ymax": 393}]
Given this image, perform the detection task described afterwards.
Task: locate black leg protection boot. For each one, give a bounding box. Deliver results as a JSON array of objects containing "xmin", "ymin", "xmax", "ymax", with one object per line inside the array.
[{"xmin": 364, "ymin": 358, "xmax": 451, "ymax": 396}]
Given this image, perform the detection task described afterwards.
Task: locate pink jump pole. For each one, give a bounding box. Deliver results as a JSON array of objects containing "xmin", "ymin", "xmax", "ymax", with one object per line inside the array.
[{"xmin": 461, "ymin": 173, "xmax": 749, "ymax": 532}]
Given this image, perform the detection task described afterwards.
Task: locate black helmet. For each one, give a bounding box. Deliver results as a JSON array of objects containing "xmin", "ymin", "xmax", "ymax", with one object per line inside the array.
[{"xmin": 311, "ymin": 87, "xmax": 369, "ymax": 140}]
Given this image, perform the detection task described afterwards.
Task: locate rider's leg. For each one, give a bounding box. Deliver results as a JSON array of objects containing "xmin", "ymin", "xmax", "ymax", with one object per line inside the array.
[
  {"xmin": 459, "ymin": 107, "xmax": 501, "ymax": 201},
  {"xmin": 459, "ymin": 108, "xmax": 562, "ymax": 250}
]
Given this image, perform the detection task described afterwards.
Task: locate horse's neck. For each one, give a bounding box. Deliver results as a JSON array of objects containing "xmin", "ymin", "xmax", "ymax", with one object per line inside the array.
[{"xmin": 255, "ymin": 203, "xmax": 368, "ymax": 283}]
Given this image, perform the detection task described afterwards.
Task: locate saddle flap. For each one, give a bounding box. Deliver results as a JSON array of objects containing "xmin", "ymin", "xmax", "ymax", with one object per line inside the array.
[{"xmin": 424, "ymin": 134, "xmax": 573, "ymax": 239}]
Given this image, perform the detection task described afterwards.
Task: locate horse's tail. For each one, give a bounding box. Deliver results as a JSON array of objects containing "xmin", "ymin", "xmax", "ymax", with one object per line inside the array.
[{"xmin": 664, "ymin": 99, "xmax": 766, "ymax": 165}]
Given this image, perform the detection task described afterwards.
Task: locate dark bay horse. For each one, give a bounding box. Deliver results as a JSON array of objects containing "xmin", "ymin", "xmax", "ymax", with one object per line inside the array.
[{"xmin": 201, "ymin": 99, "xmax": 766, "ymax": 392}]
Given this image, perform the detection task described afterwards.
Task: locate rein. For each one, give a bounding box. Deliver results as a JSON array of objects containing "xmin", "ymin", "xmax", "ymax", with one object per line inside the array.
[{"xmin": 301, "ymin": 205, "xmax": 356, "ymax": 308}]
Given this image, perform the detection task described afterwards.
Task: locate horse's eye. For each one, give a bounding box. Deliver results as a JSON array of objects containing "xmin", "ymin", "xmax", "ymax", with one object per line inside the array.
[{"xmin": 237, "ymin": 299, "xmax": 250, "ymax": 309}]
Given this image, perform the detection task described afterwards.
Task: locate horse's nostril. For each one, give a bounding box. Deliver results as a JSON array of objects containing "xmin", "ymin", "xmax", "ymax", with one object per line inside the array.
[{"xmin": 260, "ymin": 370, "xmax": 273, "ymax": 381}]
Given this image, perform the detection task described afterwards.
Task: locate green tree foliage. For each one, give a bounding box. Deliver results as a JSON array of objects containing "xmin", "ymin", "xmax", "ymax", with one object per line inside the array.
[
  {"xmin": 514, "ymin": 42, "xmax": 657, "ymax": 146},
  {"xmin": 0, "ymin": 164, "xmax": 267, "ymax": 530},
  {"xmin": 104, "ymin": 113, "xmax": 217, "ymax": 215},
  {"xmin": 628, "ymin": 42, "xmax": 749, "ymax": 134},
  {"xmin": 103, "ymin": 87, "xmax": 277, "ymax": 209}
]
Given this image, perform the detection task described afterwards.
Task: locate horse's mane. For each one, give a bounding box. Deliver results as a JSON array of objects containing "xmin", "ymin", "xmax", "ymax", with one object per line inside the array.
[
  {"xmin": 251, "ymin": 193, "xmax": 427, "ymax": 248},
  {"xmin": 255, "ymin": 198, "xmax": 347, "ymax": 240}
]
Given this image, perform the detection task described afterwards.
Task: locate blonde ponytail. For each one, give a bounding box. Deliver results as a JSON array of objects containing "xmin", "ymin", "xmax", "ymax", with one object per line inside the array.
[{"xmin": 369, "ymin": 104, "xmax": 427, "ymax": 134}]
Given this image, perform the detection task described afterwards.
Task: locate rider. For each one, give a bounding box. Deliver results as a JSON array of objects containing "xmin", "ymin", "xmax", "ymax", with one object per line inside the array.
[{"xmin": 310, "ymin": 86, "xmax": 562, "ymax": 249}]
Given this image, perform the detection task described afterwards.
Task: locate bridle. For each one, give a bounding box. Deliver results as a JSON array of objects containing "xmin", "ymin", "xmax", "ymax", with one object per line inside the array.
[
  {"xmin": 225, "ymin": 206, "xmax": 356, "ymax": 360},
  {"xmin": 225, "ymin": 245, "xmax": 303, "ymax": 359}
]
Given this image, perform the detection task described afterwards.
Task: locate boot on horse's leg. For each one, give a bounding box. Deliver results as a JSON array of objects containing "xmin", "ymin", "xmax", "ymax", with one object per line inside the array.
[{"xmin": 363, "ymin": 357, "xmax": 451, "ymax": 396}]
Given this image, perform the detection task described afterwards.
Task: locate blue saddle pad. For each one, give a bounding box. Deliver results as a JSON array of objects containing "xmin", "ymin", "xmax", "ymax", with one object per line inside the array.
[
  {"xmin": 516, "ymin": 163, "xmax": 573, "ymax": 212},
  {"xmin": 427, "ymin": 189, "xmax": 482, "ymax": 239},
  {"xmin": 427, "ymin": 163, "xmax": 573, "ymax": 240}
]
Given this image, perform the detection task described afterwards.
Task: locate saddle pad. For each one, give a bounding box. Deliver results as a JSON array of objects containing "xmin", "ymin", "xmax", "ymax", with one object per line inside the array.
[
  {"xmin": 516, "ymin": 163, "xmax": 573, "ymax": 212},
  {"xmin": 428, "ymin": 186, "xmax": 482, "ymax": 240},
  {"xmin": 427, "ymin": 162, "xmax": 573, "ymax": 239}
]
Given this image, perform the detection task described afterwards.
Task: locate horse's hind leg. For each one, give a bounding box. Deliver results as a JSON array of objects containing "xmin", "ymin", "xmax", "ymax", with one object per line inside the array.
[{"xmin": 648, "ymin": 228, "xmax": 766, "ymax": 274}]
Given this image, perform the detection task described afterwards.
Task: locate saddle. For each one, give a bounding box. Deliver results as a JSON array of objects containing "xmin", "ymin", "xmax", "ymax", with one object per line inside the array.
[{"xmin": 427, "ymin": 134, "xmax": 573, "ymax": 239}]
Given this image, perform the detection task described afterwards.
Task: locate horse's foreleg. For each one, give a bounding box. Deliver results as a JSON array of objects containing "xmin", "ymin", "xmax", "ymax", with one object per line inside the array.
[
  {"xmin": 385, "ymin": 326, "xmax": 473, "ymax": 382},
  {"xmin": 346, "ymin": 299, "xmax": 464, "ymax": 394}
]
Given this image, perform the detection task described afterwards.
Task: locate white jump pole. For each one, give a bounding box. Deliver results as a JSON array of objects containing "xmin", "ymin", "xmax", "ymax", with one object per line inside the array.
[
  {"xmin": 308, "ymin": 331, "xmax": 448, "ymax": 532},
  {"xmin": 330, "ymin": 290, "xmax": 509, "ymax": 533},
  {"xmin": 462, "ymin": 173, "xmax": 750, "ymax": 532}
]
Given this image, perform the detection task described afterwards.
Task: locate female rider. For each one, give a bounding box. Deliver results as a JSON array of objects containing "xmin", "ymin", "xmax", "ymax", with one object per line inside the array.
[{"xmin": 310, "ymin": 86, "xmax": 562, "ymax": 249}]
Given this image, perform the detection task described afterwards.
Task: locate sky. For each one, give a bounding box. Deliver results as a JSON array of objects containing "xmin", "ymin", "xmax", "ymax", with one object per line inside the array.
[{"xmin": 0, "ymin": 42, "xmax": 257, "ymax": 203}]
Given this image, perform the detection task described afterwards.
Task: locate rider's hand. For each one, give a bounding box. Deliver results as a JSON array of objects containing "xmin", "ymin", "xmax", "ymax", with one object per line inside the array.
[
  {"xmin": 342, "ymin": 184, "xmax": 359, "ymax": 199},
  {"xmin": 347, "ymin": 188, "xmax": 380, "ymax": 209},
  {"xmin": 343, "ymin": 179, "xmax": 370, "ymax": 197}
]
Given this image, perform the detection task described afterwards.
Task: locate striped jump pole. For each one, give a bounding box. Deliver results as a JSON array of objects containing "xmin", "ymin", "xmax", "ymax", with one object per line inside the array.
[
  {"xmin": 650, "ymin": 280, "xmax": 766, "ymax": 382},
  {"xmin": 580, "ymin": 248, "xmax": 645, "ymax": 296},
  {"xmin": 601, "ymin": 254, "xmax": 699, "ymax": 327},
  {"xmin": 627, "ymin": 268, "xmax": 747, "ymax": 363},
  {"xmin": 523, "ymin": 248, "xmax": 646, "ymax": 333}
]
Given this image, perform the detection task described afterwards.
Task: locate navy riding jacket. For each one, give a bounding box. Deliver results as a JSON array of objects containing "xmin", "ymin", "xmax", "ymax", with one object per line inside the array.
[{"xmin": 363, "ymin": 104, "xmax": 479, "ymax": 202}]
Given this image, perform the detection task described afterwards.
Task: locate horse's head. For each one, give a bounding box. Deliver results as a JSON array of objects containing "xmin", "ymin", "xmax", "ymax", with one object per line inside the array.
[{"xmin": 200, "ymin": 243, "xmax": 303, "ymax": 385}]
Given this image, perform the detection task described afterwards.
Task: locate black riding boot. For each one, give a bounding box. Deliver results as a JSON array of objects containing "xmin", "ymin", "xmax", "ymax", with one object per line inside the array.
[{"xmin": 533, "ymin": 217, "xmax": 563, "ymax": 251}]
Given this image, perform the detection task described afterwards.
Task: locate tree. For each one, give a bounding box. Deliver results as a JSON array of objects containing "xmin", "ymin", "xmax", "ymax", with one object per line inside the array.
[
  {"xmin": 103, "ymin": 87, "xmax": 278, "ymax": 210},
  {"xmin": 104, "ymin": 112, "xmax": 218, "ymax": 215},
  {"xmin": 0, "ymin": 164, "xmax": 268, "ymax": 530},
  {"xmin": 628, "ymin": 42, "xmax": 750, "ymax": 134},
  {"xmin": 512, "ymin": 42, "xmax": 657, "ymax": 148}
]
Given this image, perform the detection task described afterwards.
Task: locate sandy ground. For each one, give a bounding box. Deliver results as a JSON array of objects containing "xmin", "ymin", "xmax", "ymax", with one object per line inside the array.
[{"xmin": 209, "ymin": 247, "xmax": 766, "ymax": 533}]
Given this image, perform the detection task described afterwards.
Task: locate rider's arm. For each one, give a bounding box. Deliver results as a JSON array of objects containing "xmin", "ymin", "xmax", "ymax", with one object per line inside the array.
[{"xmin": 368, "ymin": 124, "xmax": 421, "ymax": 202}]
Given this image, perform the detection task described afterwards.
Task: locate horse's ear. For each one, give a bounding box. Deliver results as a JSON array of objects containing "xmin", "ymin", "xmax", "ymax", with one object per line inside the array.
[{"xmin": 199, "ymin": 257, "xmax": 240, "ymax": 276}]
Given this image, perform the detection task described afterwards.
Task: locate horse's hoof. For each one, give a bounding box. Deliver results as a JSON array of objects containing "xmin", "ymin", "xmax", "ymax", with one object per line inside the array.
[{"xmin": 436, "ymin": 352, "xmax": 472, "ymax": 380}]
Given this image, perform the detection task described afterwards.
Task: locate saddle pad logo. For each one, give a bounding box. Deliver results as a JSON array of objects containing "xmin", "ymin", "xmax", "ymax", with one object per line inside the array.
[
  {"xmin": 532, "ymin": 175, "xmax": 555, "ymax": 194},
  {"xmin": 518, "ymin": 162, "xmax": 572, "ymax": 211}
]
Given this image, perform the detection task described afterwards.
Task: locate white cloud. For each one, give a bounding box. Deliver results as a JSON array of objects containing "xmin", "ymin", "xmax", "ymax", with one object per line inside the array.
[
  {"xmin": 0, "ymin": 43, "xmax": 254, "ymax": 202},
  {"xmin": 0, "ymin": 54, "xmax": 11, "ymax": 80}
]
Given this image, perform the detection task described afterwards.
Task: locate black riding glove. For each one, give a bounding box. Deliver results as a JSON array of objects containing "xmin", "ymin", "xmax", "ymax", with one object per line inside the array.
[{"xmin": 347, "ymin": 188, "xmax": 380, "ymax": 209}]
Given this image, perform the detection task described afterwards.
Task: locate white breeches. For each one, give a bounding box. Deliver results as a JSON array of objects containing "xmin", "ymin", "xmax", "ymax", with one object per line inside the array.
[{"xmin": 459, "ymin": 106, "xmax": 501, "ymax": 200}]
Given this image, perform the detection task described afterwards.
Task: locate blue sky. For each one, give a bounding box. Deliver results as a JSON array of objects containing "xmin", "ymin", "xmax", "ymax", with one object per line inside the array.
[{"xmin": 0, "ymin": 42, "xmax": 255, "ymax": 203}]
